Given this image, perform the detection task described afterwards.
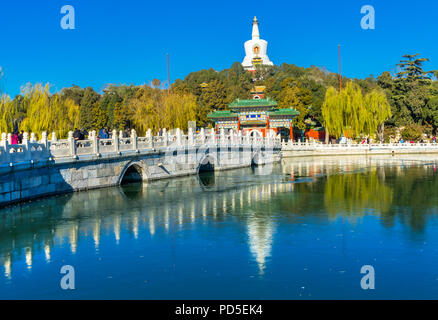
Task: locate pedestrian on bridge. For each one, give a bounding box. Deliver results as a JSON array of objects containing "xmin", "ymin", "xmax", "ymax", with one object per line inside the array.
[{"xmin": 11, "ymin": 131, "xmax": 19, "ymax": 145}]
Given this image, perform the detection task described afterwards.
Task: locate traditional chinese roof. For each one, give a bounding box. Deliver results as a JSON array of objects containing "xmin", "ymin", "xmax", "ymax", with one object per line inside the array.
[
  {"xmin": 207, "ymin": 110, "xmax": 239, "ymax": 119},
  {"xmin": 268, "ymin": 108, "xmax": 300, "ymax": 116},
  {"xmin": 229, "ymin": 98, "xmax": 278, "ymax": 108}
]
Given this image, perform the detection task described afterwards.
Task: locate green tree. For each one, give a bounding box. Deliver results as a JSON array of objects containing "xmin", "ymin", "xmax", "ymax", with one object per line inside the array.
[
  {"xmin": 277, "ymin": 78, "xmax": 312, "ymax": 130},
  {"xmin": 78, "ymin": 87, "xmax": 101, "ymax": 130}
]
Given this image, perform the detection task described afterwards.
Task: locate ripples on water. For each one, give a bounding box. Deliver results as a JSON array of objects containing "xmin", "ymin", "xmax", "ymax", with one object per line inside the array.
[{"xmin": 2, "ymin": 155, "xmax": 438, "ymax": 299}]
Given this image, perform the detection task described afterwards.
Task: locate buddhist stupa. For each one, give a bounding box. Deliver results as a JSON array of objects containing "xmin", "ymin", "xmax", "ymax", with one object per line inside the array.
[{"xmin": 242, "ymin": 17, "xmax": 274, "ymax": 71}]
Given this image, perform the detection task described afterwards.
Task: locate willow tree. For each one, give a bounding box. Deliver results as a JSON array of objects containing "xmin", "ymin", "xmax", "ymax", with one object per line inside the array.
[
  {"xmin": 132, "ymin": 88, "xmax": 199, "ymax": 134},
  {"xmin": 363, "ymin": 90, "xmax": 392, "ymax": 141},
  {"xmin": 321, "ymin": 86, "xmax": 343, "ymax": 143},
  {"xmin": 322, "ymin": 82, "xmax": 391, "ymax": 142},
  {"xmin": 0, "ymin": 95, "xmax": 13, "ymax": 133},
  {"xmin": 18, "ymin": 84, "xmax": 80, "ymax": 138},
  {"xmin": 163, "ymin": 92, "xmax": 198, "ymax": 131}
]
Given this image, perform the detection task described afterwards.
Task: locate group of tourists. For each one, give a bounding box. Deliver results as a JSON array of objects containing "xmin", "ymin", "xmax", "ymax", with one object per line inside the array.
[
  {"xmin": 72, "ymin": 127, "xmax": 138, "ymax": 141},
  {"xmin": 398, "ymin": 137, "xmax": 437, "ymax": 144}
]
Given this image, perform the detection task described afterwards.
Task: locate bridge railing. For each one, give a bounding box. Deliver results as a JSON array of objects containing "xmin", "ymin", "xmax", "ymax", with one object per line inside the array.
[
  {"xmin": 0, "ymin": 128, "xmax": 281, "ymax": 166},
  {"xmin": 281, "ymin": 140, "xmax": 438, "ymax": 151}
]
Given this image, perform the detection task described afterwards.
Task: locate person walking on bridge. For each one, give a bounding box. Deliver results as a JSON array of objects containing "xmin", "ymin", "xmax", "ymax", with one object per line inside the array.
[
  {"xmin": 11, "ymin": 131, "xmax": 19, "ymax": 145},
  {"xmin": 18, "ymin": 130, "xmax": 23, "ymax": 144},
  {"xmin": 98, "ymin": 127, "xmax": 109, "ymax": 140}
]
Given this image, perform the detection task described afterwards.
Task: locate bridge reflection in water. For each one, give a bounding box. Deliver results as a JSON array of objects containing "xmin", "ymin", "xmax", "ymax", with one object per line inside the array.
[
  {"xmin": 2, "ymin": 155, "xmax": 438, "ymax": 299},
  {"xmin": 0, "ymin": 166, "xmax": 295, "ymax": 279}
]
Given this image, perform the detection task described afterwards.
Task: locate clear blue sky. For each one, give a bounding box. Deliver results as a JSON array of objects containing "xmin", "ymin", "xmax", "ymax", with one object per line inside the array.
[{"xmin": 0, "ymin": 0, "xmax": 437, "ymax": 97}]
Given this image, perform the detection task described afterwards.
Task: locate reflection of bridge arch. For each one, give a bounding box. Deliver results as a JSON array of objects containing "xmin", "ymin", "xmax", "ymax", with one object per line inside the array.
[{"xmin": 118, "ymin": 161, "xmax": 148, "ymax": 185}]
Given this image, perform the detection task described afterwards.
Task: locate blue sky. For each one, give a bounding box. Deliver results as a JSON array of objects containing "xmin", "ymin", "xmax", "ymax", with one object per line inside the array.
[{"xmin": 0, "ymin": 0, "xmax": 437, "ymax": 97}]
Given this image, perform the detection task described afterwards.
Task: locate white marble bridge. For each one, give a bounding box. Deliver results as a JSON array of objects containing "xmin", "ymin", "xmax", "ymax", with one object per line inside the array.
[{"xmin": 0, "ymin": 128, "xmax": 282, "ymax": 207}]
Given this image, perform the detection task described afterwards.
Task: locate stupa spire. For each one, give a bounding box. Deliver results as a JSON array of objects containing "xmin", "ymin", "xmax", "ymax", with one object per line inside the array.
[
  {"xmin": 252, "ymin": 16, "xmax": 260, "ymax": 40},
  {"xmin": 242, "ymin": 16, "xmax": 274, "ymax": 71}
]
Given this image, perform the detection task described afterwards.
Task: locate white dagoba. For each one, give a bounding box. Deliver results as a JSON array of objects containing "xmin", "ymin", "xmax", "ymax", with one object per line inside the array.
[{"xmin": 242, "ymin": 16, "xmax": 274, "ymax": 71}]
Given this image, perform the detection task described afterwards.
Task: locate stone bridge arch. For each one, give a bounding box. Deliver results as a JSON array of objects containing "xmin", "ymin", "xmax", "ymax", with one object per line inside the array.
[
  {"xmin": 118, "ymin": 160, "xmax": 149, "ymax": 185},
  {"xmin": 197, "ymin": 153, "xmax": 218, "ymax": 173}
]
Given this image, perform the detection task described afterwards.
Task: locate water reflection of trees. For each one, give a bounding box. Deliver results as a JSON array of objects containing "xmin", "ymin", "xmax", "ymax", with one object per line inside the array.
[
  {"xmin": 323, "ymin": 168, "xmax": 394, "ymax": 218},
  {"xmin": 280, "ymin": 157, "xmax": 438, "ymax": 233}
]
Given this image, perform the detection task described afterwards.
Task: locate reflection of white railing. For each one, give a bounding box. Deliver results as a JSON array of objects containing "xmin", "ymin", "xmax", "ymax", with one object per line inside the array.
[
  {"xmin": 281, "ymin": 140, "xmax": 438, "ymax": 152},
  {"xmin": 0, "ymin": 128, "xmax": 281, "ymax": 165}
]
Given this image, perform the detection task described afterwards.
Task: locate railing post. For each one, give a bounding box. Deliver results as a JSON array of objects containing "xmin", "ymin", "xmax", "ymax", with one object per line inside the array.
[
  {"xmin": 132, "ymin": 129, "xmax": 138, "ymax": 151},
  {"xmin": 23, "ymin": 132, "xmax": 32, "ymax": 161},
  {"xmin": 41, "ymin": 131, "xmax": 48, "ymax": 157},
  {"xmin": 266, "ymin": 131, "xmax": 271, "ymax": 147},
  {"xmin": 30, "ymin": 132, "xmax": 36, "ymax": 143},
  {"xmin": 163, "ymin": 128, "xmax": 168, "ymax": 147},
  {"xmin": 48, "ymin": 132, "xmax": 57, "ymax": 159},
  {"xmin": 1, "ymin": 133, "xmax": 10, "ymax": 163},
  {"xmin": 200, "ymin": 128, "xmax": 205, "ymax": 145},
  {"xmin": 68, "ymin": 131, "xmax": 76, "ymax": 158},
  {"xmin": 7, "ymin": 133, "xmax": 11, "ymax": 145},
  {"xmin": 113, "ymin": 128, "xmax": 119, "ymax": 154},
  {"xmin": 220, "ymin": 129, "xmax": 225, "ymax": 146},
  {"xmin": 146, "ymin": 129, "xmax": 152, "ymax": 148},
  {"xmin": 245, "ymin": 131, "xmax": 250, "ymax": 145},
  {"xmin": 91, "ymin": 130, "xmax": 99, "ymax": 155},
  {"xmin": 210, "ymin": 128, "xmax": 216, "ymax": 145},
  {"xmin": 176, "ymin": 128, "xmax": 182, "ymax": 146},
  {"xmin": 188, "ymin": 127, "xmax": 194, "ymax": 146}
]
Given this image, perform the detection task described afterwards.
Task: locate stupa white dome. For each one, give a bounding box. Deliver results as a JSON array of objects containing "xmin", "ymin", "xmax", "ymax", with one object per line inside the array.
[{"xmin": 242, "ymin": 17, "xmax": 274, "ymax": 71}]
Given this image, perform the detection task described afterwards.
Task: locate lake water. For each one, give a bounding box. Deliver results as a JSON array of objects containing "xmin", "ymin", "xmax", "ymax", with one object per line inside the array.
[{"xmin": 2, "ymin": 155, "xmax": 438, "ymax": 299}]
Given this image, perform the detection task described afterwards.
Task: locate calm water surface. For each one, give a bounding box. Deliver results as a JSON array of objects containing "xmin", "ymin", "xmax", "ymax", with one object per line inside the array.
[{"xmin": 2, "ymin": 155, "xmax": 438, "ymax": 299}]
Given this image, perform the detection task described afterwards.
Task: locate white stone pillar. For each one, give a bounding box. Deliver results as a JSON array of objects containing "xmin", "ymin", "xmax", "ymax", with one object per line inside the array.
[
  {"xmin": 220, "ymin": 128, "xmax": 225, "ymax": 146},
  {"xmin": 176, "ymin": 128, "xmax": 182, "ymax": 146},
  {"xmin": 30, "ymin": 132, "xmax": 36, "ymax": 143},
  {"xmin": 131, "ymin": 129, "xmax": 138, "ymax": 150},
  {"xmin": 245, "ymin": 131, "xmax": 250, "ymax": 145},
  {"xmin": 210, "ymin": 128, "xmax": 216, "ymax": 144},
  {"xmin": 1, "ymin": 133, "xmax": 10, "ymax": 163},
  {"xmin": 200, "ymin": 128, "xmax": 205, "ymax": 144},
  {"xmin": 188, "ymin": 128, "xmax": 194, "ymax": 146},
  {"xmin": 68, "ymin": 131, "xmax": 76, "ymax": 158},
  {"xmin": 41, "ymin": 131, "xmax": 48, "ymax": 149},
  {"xmin": 113, "ymin": 128, "xmax": 119, "ymax": 153},
  {"xmin": 91, "ymin": 130, "xmax": 99, "ymax": 155},
  {"xmin": 146, "ymin": 129, "xmax": 152, "ymax": 148},
  {"xmin": 51, "ymin": 132, "xmax": 57, "ymax": 142},
  {"xmin": 163, "ymin": 128, "xmax": 168, "ymax": 147},
  {"xmin": 23, "ymin": 132, "xmax": 31, "ymax": 161}
]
